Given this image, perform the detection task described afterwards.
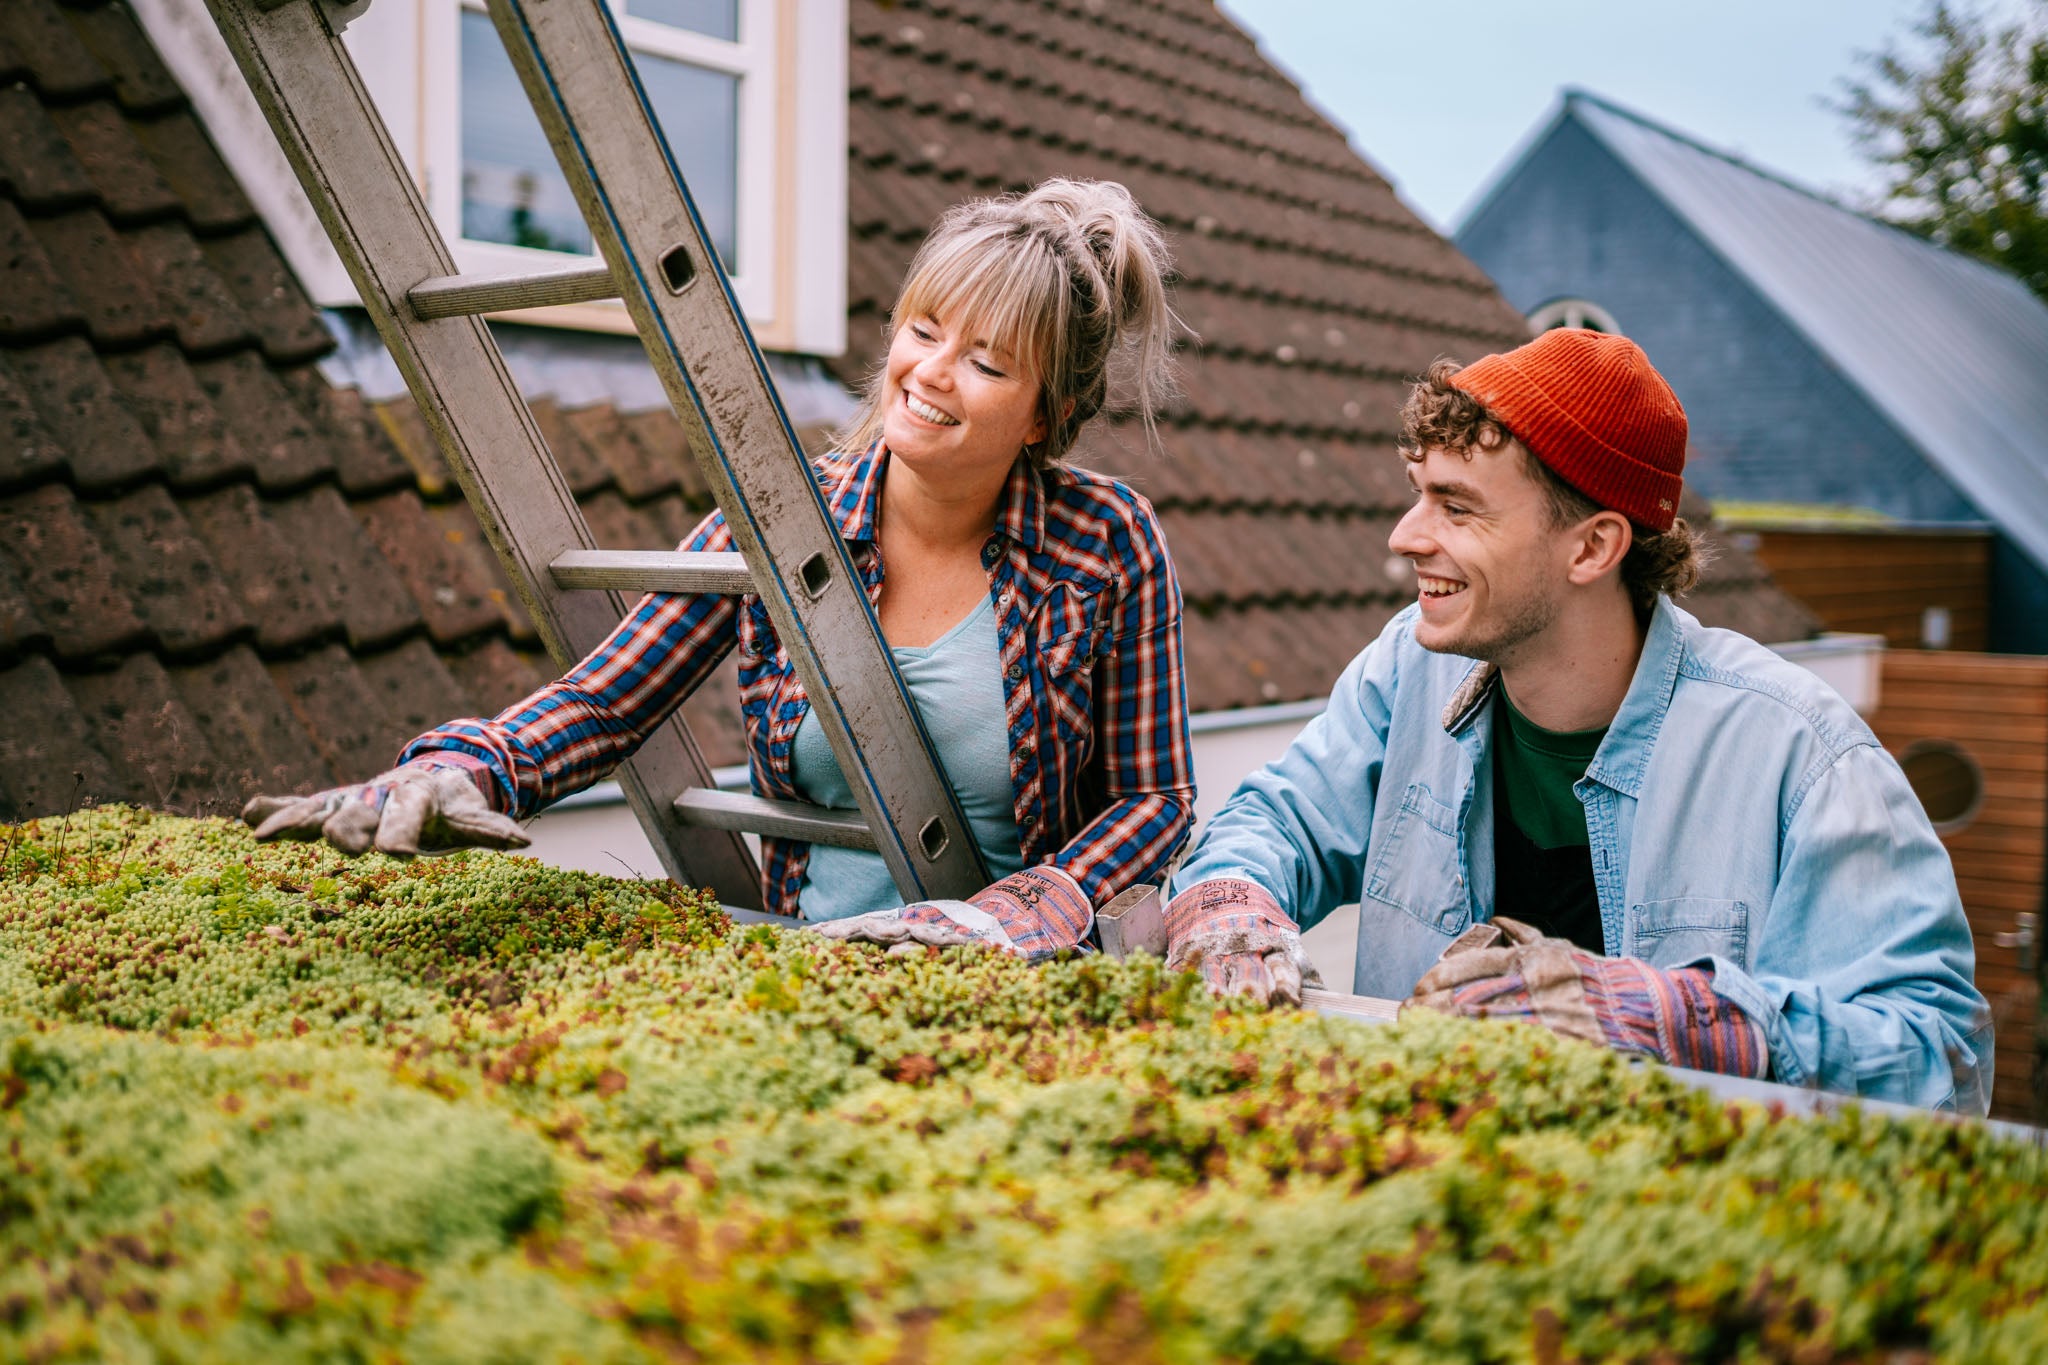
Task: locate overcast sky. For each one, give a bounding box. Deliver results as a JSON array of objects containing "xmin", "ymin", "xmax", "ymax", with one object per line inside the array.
[{"xmin": 1217, "ymin": 0, "xmax": 1944, "ymax": 233}]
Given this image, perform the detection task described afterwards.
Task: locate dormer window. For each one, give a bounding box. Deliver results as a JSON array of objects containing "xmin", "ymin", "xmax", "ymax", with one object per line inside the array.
[{"xmin": 1527, "ymin": 298, "xmax": 1622, "ymax": 335}]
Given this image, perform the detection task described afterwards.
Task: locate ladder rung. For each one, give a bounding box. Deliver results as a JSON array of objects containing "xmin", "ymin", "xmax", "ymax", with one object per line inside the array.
[
  {"xmin": 408, "ymin": 263, "xmax": 617, "ymax": 320},
  {"xmin": 674, "ymin": 789, "xmax": 878, "ymax": 850},
  {"xmin": 551, "ymin": 549, "xmax": 754, "ymax": 595}
]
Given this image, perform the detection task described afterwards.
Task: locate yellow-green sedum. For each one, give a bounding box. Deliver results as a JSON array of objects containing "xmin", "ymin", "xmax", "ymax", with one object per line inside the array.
[{"xmin": 2, "ymin": 805, "xmax": 2044, "ymax": 1362}]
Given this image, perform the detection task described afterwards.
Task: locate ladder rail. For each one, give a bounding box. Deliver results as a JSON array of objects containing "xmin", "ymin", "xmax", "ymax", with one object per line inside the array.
[
  {"xmin": 205, "ymin": 0, "xmax": 763, "ymax": 905},
  {"xmin": 482, "ymin": 0, "xmax": 992, "ymax": 899}
]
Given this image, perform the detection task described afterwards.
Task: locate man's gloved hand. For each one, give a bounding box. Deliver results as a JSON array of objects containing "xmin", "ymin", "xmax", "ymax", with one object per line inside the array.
[
  {"xmin": 240, "ymin": 758, "xmax": 529, "ymax": 858},
  {"xmin": 1403, "ymin": 916, "xmax": 1769, "ymax": 1078},
  {"xmin": 1163, "ymin": 877, "xmax": 1322, "ymax": 1007},
  {"xmin": 806, "ymin": 865, "xmax": 1094, "ymax": 964}
]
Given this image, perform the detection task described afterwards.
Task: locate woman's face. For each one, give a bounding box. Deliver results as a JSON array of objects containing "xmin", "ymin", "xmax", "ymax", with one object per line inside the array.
[{"xmin": 880, "ymin": 309, "xmax": 1046, "ymax": 485}]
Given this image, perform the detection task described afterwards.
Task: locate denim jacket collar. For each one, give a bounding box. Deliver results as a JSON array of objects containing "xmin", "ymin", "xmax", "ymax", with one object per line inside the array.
[{"xmin": 1438, "ymin": 596, "xmax": 1688, "ymax": 802}]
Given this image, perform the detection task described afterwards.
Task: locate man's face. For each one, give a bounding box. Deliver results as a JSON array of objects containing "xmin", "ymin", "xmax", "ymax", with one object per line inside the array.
[{"xmin": 1388, "ymin": 443, "xmax": 1575, "ymax": 664}]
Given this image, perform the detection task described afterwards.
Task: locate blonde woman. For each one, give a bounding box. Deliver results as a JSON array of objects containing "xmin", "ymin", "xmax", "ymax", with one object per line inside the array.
[{"xmin": 246, "ymin": 179, "xmax": 1194, "ymax": 960}]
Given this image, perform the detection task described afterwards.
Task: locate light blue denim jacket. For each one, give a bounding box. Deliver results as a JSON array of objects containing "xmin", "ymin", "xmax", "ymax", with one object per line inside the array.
[{"xmin": 1176, "ymin": 598, "xmax": 1993, "ymax": 1113}]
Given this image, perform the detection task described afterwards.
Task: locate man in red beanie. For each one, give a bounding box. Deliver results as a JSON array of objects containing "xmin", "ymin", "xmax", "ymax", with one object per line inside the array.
[{"xmin": 1165, "ymin": 329, "xmax": 1991, "ymax": 1113}]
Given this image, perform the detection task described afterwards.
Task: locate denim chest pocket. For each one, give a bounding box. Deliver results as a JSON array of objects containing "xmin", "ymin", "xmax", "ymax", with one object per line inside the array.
[
  {"xmin": 1626, "ymin": 898, "xmax": 1749, "ymax": 969},
  {"xmin": 1364, "ymin": 783, "xmax": 1469, "ymax": 932}
]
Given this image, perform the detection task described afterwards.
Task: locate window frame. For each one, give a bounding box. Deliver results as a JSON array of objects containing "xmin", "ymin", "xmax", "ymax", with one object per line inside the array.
[{"xmin": 421, "ymin": 0, "xmax": 778, "ymax": 322}]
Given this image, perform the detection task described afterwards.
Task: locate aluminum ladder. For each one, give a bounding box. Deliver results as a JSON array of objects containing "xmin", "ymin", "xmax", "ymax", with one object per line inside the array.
[{"xmin": 205, "ymin": 0, "xmax": 992, "ymax": 910}]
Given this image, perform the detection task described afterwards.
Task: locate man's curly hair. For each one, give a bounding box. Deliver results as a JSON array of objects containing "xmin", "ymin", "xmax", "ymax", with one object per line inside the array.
[{"xmin": 1398, "ymin": 358, "xmax": 1709, "ymax": 614}]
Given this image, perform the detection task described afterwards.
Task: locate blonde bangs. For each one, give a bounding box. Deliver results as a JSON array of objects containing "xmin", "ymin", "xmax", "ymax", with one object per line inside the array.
[{"xmin": 893, "ymin": 224, "xmax": 1068, "ymax": 385}]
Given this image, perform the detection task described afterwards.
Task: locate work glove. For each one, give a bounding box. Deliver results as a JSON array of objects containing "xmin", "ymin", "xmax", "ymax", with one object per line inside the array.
[
  {"xmin": 1163, "ymin": 877, "xmax": 1321, "ymax": 1007},
  {"xmin": 806, "ymin": 865, "xmax": 1094, "ymax": 964},
  {"xmin": 1403, "ymin": 916, "xmax": 1769, "ymax": 1078},
  {"xmin": 240, "ymin": 757, "xmax": 529, "ymax": 858}
]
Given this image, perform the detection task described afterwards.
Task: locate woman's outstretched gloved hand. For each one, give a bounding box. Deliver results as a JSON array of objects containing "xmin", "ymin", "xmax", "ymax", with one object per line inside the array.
[
  {"xmin": 240, "ymin": 758, "xmax": 529, "ymax": 858},
  {"xmin": 1163, "ymin": 877, "xmax": 1321, "ymax": 1006},
  {"xmin": 1403, "ymin": 916, "xmax": 1769, "ymax": 1078},
  {"xmin": 806, "ymin": 865, "xmax": 1094, "ymax": 964}
]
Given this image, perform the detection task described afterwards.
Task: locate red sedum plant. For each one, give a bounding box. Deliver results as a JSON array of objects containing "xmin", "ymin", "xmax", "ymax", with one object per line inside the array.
[{"xmin": 1, "ymin": 805, "xmax": 2045, "ymax": 1362}]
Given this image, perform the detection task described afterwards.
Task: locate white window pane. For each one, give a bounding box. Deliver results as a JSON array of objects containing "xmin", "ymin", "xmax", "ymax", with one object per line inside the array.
[
  {"xmin": 637, "ymin": 52, "xmax": 739, "ymax": 269},
  {"xmin": 460, "ymin": 9, "xmax": 591, "ymax": 254},
  {"xmin": 628, "ymin": 0, "xmax": 737, "ymax": 41},
  {"xmin": 460, "ymin": 10, "xmax": 739, "ymax": 270}
]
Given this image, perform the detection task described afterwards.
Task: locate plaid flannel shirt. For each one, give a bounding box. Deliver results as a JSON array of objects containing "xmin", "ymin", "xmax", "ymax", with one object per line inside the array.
[{"xmin": 402, "ymin": 443, "xmax": 1195, "ymax": 917}]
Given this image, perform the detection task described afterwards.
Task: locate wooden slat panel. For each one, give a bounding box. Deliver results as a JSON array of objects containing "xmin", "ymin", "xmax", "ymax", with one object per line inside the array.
[
  {"xmin": 1749, "ymin": 528, "xmax": 1993, "ymax": 651},
  {"xmin": 1869, "ymin": 649, "xmax": 2048, "ymax": 1122}
]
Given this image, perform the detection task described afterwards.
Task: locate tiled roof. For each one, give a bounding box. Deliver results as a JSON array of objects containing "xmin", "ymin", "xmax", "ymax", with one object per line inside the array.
[
  {"xmin": 838, "ymin": 0, "xmax": 1820, "ymax": 711},
  {"xmin": 0, "ymin": 0, "xmax": 1818, "ymax": 821}
]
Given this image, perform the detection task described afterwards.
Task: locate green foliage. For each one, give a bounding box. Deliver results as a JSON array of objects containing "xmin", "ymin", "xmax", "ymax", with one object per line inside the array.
[
  {"xmin": 2, "ymin": 806, "xmax": 2045, "ymax": 1362},
  {"xmin": 1837, "ymin": 0, "xmax": 2048, "ymax": 299}
]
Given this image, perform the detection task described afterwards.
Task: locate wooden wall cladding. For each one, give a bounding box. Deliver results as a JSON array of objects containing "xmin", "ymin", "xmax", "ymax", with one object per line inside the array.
[
  {"xmin": 1748, "ymin": 528, "xmax": 1993, "ymax": 651},
  {"xmin": 1868, "ymin": 650, "xmax": 2047, "ymax": 1121}
]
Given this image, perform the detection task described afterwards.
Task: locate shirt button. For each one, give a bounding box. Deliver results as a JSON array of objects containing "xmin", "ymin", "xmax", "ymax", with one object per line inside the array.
[
  {"xmin": 981, "ymin": 542, "xmax": 1001, "ymax": 567},
  {"xmin": 1006, "ymin": 663, "xmax": 1025, "ymax": 682}
]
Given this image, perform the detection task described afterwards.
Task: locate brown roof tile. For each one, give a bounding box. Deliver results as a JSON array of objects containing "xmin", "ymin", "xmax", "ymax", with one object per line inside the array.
[
  {"xmin": 441, "ymin": 636, "xmax": 552, "ymax": 719},
  {"xmin": 262, "ymin": 484, "xmax": 422, "ymax": 651},
  {"xmin": 0, "ymin": 0, "xmax": 109, "ymax": 104},
  {"xmin": 0, "ymin": 482, "xmax": 148, "ymax": 662},
  {"xmin": 7, "ymin": 337, "xmax": 157, "ymax": 490},
  {"xmin": 0, "ymin": 655, "xmax": 120, "ymax": 819},
  {"xmin": 369, "ymin": 395, "xmax": 456, "ymax": 498},
  {"xmin": 49, "ymin": 98, "xmax": 181, "ymax": 223},
  {"xmin": 79, "ymin": 481, "xmax": 247, "ymax": 658},
  {"xmin": 528, "ymin": 396, "xmax": 611, "ymax": 497},
  {"xmin": 0, "ymin": 550, "xmax": 50, "ymax": 666},
  {"xmin": 124, "ymin": 220, "xmax": 257, "ymax": 356},
  {"xmin": 420, "ymin": 499, "xmax": 537, "ymax": 643},
  {"xmin": 563, "ymin": 402, "xmax": 681, "ymax": 502},
  {"xmin": 190, "ymin": 349, "xmax": 336, "ymax": 490},
  {"xmin": 267, "ymin": 643, "xmax": 412, "ymax": 782},
  {"xmin": 181, "ymin": 482, "xmax": 341, "ymax": 654},
  {"xmin": 26, "ymin": 209, "xmax": 173, "ymax": 348},
  {"xmin": 352, "ymin": 488, "xmax": 505, "ymax": 646},
  {"xmin": 102, "ymin": 344, "xmax": 251, "ymax": 489},
  {"xmin": 129, "ymin": 109, "xmax": 256, "ymax": 234},
  {"xmin": 60, "ymin": 0, "xmax": 186, "ymax": 117},
  {"xmin": 0, "ymin": 350, "xmax": 66, "ymax": 492},
  {"xmin": 579, "ymin": 488, "xmax": 670, "ymax": 552},
  {"xmin": 355, "ymin": 636, "xmax": 476, "ymax": 744},
  {"xmin": 168, "ymin": 644, "xmax": 334, "ymax": 798},
  {"xmin": 0, "ymin": 197, "xmax": 86, "ymax": 343},
  {"xmin": 619, "ymin": 407, "xmax": 712, "ymax": 507},
  {"xmin": 0, "ymin": 81, "xmax": 95, "ymax": 210},
  {"xmin": 198, "ymin": 227, "xmax": 334, "ymax": 363},
  {"xmin": 66, "ymin": 653, "xmax": 223, "ymax": 811},
  {"xmin": 293, "ymin": 374, "xmax": 413, "ymax": 495}
]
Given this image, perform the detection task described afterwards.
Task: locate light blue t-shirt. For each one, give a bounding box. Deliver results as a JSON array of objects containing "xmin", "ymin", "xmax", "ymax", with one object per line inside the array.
[{"xmin": 790, "ymin": 596, "xmax": 1024, "ymax": 920}]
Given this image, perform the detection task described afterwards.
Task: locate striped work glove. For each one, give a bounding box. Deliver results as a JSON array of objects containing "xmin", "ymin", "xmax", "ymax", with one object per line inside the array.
[
  {"xmin": 241, "ymin": 756, "xmax": 528, "ymax": 859},
  {"xmin": 807, "ymin": 865, "xmax": 1094, "ymax": 964},
  {"xmin": 1164, "ymin": 877, "xmax": 1322, "ymax": 1006},
  {"xmin": 1404, "ymin": 917, "xmax": 1769, "ymax": 1078}
]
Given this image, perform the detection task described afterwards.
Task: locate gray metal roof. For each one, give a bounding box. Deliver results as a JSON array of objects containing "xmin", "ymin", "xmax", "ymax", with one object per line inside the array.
[{"xmin": 1560, "ymin": 91, "xmax": 2048, "ymax": 575}]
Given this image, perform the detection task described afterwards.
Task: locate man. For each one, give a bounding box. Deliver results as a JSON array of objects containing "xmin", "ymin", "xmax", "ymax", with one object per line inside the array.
[{"xmin": 1165, "ymin": 329, "xmax": 1991, "ymax": 1113}]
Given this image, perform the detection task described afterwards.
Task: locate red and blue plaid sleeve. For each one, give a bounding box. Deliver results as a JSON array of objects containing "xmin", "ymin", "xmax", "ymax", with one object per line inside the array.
[
  {"xmin": 400, "ymin": 510, "xmax": 739, "ymax": 816},
  {"xmin": 1048, "ymin": 493, "xmax": 1194, "ymax": 904}
]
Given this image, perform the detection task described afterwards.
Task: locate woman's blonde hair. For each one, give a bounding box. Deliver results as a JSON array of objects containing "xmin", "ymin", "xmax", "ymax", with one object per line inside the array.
[{"xmin": 837, "ymin": 178, "xmax": 1182, "ymax": 468}]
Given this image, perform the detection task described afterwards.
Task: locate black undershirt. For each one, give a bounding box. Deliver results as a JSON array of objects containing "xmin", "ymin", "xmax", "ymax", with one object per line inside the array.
[{"xmin": 1490, "ymin": 691, "xmax": 1606, "ymax": 952}]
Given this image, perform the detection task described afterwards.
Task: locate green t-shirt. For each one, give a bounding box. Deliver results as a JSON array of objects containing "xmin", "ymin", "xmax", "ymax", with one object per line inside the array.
[{"xmin": 1493, "ymin": 689, "xmax": 1606, "ymax": 850}]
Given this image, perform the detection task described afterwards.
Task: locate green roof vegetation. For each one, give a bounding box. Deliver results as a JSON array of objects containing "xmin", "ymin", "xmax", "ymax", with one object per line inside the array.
[{"xmin": 3, "ymin": 806, "xmax": 2044, "ymax": 1361}]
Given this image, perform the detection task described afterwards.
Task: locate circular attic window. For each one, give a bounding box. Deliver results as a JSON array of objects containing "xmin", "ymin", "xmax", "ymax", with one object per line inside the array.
[
  {"xmin": 1527, "ymin": 297, "xmax": 1622, "ymax": 336},
  {"xmin": 1898, "ymin": 739, "xmax": 1985, "ymax": 835}
]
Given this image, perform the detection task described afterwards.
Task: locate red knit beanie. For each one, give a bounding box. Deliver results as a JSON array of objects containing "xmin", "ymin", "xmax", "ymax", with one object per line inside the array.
[{"xmin": 1447, "ymin": 329, "xmax": 1687, "ymax": 532}]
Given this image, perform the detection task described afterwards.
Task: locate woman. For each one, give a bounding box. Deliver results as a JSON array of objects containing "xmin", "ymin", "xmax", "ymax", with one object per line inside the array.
[{"xmin": 244, "ymin": 179, "xmax": 1194, "ymax": 960}]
